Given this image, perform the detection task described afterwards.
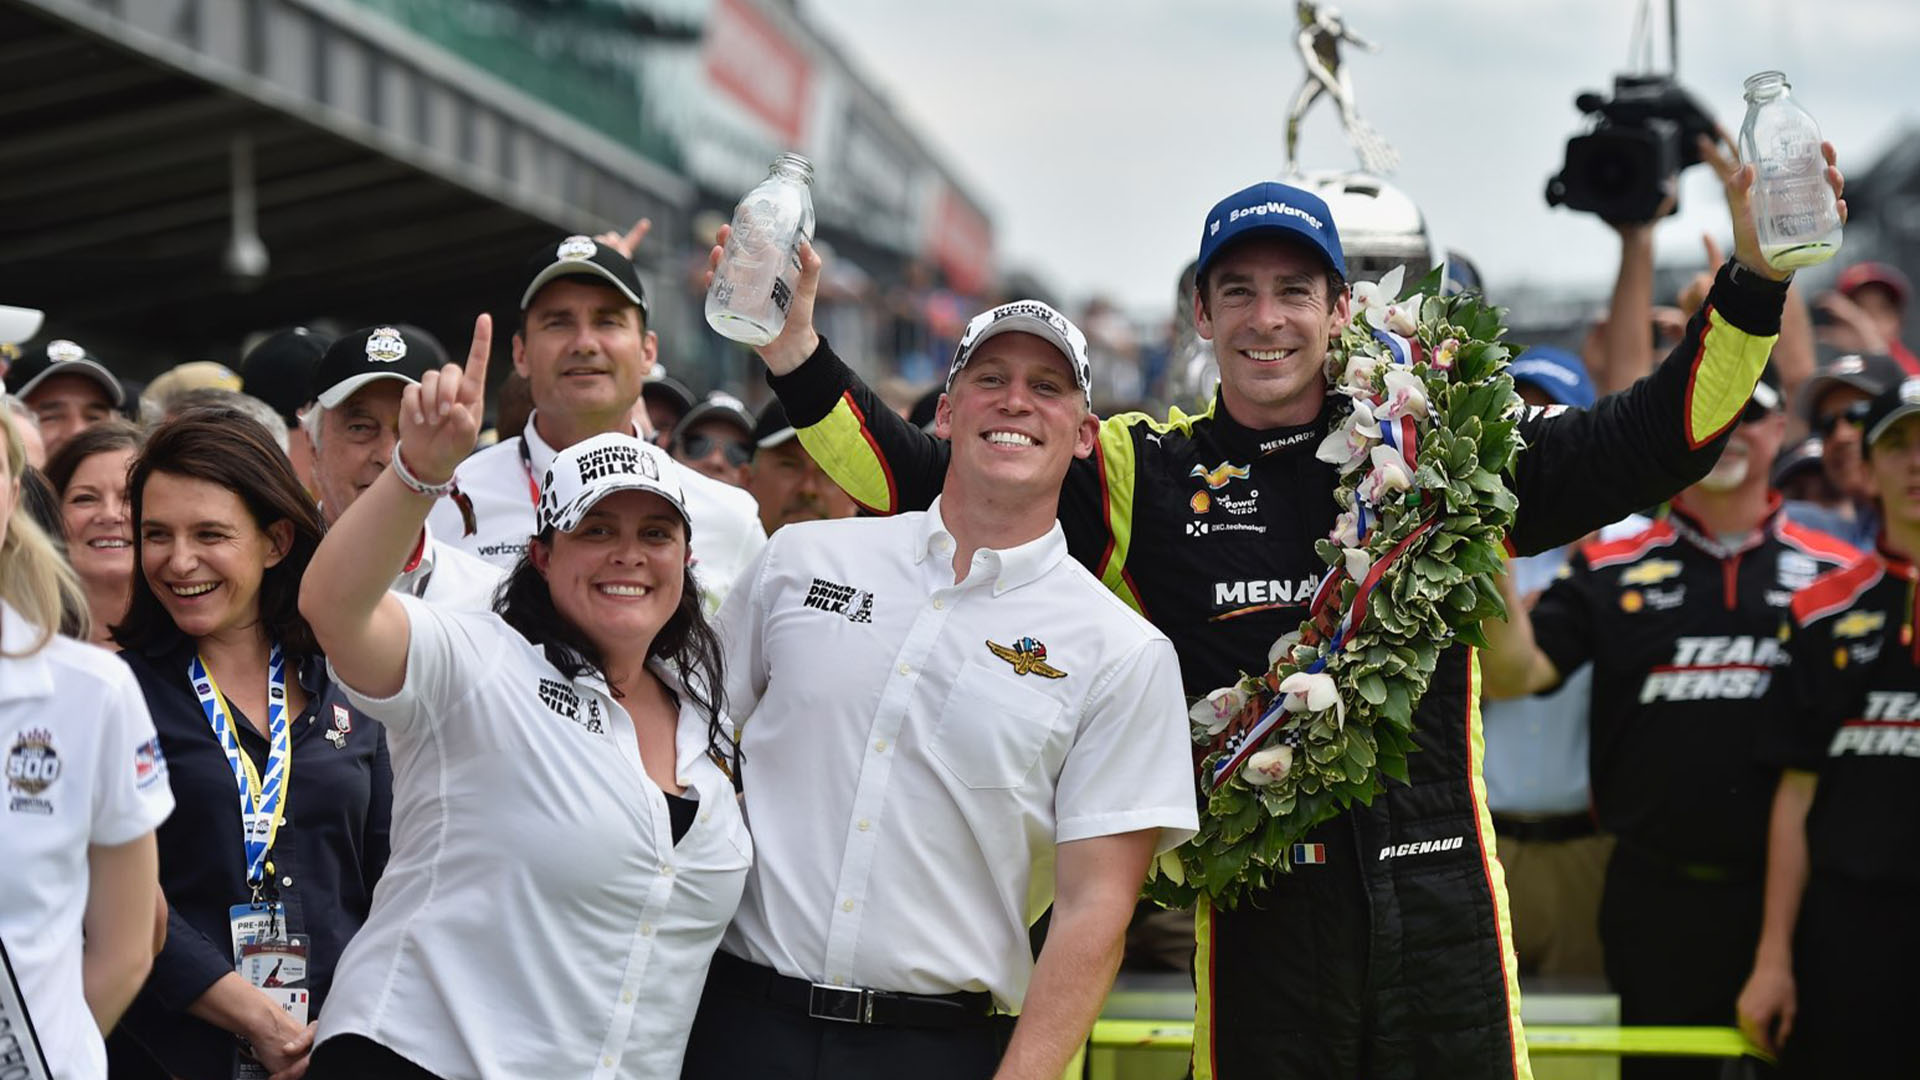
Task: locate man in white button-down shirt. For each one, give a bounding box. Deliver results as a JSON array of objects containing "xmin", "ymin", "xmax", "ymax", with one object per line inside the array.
[
  {"xmin": 688, "ymin": 300, "xmax": 1199, "ymax": 1080},
  {"xmin": 426, "ymin": 236, "xmax": 766, "ymax": 614},
  {"xmin": 305, "ymin": 325, "xmax": 505, "ymax": 610}
]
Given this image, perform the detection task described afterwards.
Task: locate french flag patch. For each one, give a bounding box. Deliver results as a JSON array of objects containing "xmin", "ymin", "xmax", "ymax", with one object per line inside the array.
[{"xmin": 1292, "ymin": 843, "xmax": 1327, "ymax": 865}]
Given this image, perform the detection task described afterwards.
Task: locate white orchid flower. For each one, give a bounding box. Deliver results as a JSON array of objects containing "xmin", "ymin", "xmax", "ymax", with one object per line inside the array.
[
  {"xmin": 1350, "ymin": 265, "xmax": 1406, "ymax": 325},
  {"xmin": 1277, "ymin": 671, "xmax": 1343, "ymax": 724},
  {"xmin": 1343, "ymin": 546, "xmax": 1373, "ymax": 582},
  {"xmin": 1361, "ymin": 443, "xmax": 1415, "ymax": 504},
  {"xmin": 1385, "ymin": 303, "xmax": 1420, "ymax": 337},
  {"xmin": 1432, "ymin": 337, "xmax": 1460, "ymax": 373},
  {"xmin": 1379, "ymin": 367, "xmax": 1431, "ymax": 421},
  {"xmin": 1268, "ymin": 630, "xmax": 1303, "ymax": 668},
  {"xmin": 1241, "ymin": 744, "xmax": 1295, "ymax": 787},
  {"xmin": 1190, "ymin": 685, "xmax": 1250, "ymax": 735},
  {"xmin": 1315, "ymin": 400, "xmax": 1380, "ymax": 474},
  {"xmin": 1331, "ymin": 507, "xmax": 1362, "ymax": 548},
  {"xmin": 1339, "ymin": 352, "xmax": 1383, "ymax": 396}
]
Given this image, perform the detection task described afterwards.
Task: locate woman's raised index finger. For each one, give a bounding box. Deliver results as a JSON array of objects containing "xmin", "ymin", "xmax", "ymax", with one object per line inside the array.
[{"xmin": 464, "ymin": 313, "xmax": 493, "ymax": 395}]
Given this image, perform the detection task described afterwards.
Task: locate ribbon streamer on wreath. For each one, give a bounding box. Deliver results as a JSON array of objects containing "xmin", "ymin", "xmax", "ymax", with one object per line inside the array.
[{"xmin": 1208, "ymin": 506, "xmax": 1439, "ymax": 792}]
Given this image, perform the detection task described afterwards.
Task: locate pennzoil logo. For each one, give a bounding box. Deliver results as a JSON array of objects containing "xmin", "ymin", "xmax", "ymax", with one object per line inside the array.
[
  {"xmin": 1190, "ymin": 461, "xmax": 1250, "ymax": 490},
  {"xmin": 986, "ymin": 637, "xmax": 1067, "ymax": 679},
  {"xmin": 7, "ymin": 728, "xmax": 61, "ymax": 814},
  {"xmin": 1834, "ymin": 610, "xmax": 1886, "ymax": 640},
  {"xmin": 1618, "ymin": 559, "xmax": 1682, "ymax": 587}
]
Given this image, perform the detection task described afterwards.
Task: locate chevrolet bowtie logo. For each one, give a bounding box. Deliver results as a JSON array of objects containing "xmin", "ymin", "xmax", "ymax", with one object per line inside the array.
[{"xmin": 1189, "ymin": 461, "xmax": 1251, "ymax": 490}]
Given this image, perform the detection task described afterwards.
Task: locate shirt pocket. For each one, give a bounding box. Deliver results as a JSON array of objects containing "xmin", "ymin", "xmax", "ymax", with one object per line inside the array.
[{"xmin": 929, "ymin": 660, "xmax": 1068, "ymax": 790}]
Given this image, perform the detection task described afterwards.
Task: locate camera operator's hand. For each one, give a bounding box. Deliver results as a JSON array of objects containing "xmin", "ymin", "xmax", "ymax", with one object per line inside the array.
[
  {"xmin": 1699, "ymin": 133, "xmax": 1846, "ymax": 280},
  {"xmin": 704, "ymin": 223, "xmax": 823, "ymax": 376}
]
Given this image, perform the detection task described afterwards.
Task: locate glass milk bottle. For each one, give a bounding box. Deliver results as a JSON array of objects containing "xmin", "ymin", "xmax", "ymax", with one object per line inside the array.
[
  {"xmin": 705, "ymin": 153, "xmax": 817, "ymax": 345},
  {"xmin": 1738, "ymin": 71, "xmax": 1842, "ymax": 271}
]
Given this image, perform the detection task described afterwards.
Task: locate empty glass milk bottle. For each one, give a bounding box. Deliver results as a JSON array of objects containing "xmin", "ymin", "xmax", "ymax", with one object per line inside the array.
[
  {"xmin": 1738, "ymin": 71, "xmax": 1842, "ymax": 271},
  {"xmin": 705, "ymin": 153, "xmax": 817, "ymax": 345}
]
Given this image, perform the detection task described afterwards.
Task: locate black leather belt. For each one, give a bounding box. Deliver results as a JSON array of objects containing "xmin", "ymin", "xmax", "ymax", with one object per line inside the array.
[
  {"xmin": 707, "ymin": 951, "xmax": 999, "ymax": 1030},
  {"xmin": 1492, "ymin": 811, "xmax": 1598, "ymax": 844}
]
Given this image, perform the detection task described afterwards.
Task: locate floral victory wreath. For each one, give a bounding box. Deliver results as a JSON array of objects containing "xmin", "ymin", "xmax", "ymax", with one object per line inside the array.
[{"xmin": 1147, "ymin": 267, "xmax": 1525, "ymax": 909}]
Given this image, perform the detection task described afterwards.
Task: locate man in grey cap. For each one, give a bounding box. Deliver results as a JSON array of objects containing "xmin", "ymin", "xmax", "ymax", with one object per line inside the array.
[
  {"xmin": 4, "ymin": 338, "xmax": 124, "ymax": 458},
  {"xmin": 307, "ymin": 325, "xmax": 504, "ymax": 609},
  {"xmin": 670, "ymin": 392, "xmax": 755, "ymax": 488},
  {"xmin": 744, "ymin": 398, "xmax": 859, "ymax": 535},
  {"xmin": 1785, "ymin": 353, "xmax": 1905, "ymax": 548}
]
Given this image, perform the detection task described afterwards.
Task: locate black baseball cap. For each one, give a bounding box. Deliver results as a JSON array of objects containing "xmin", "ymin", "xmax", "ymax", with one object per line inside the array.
[
  {"xmin": 521, "ymin": 235, "xmax": 649, "ymax": 321},
  {"xmin": 674, "ymin": 393, "xmax": 754, "ymax": 446},
  {"xmin": 311, "ymin": 325, "xmax": 449, "ymax": 409},
  {"xmin": 241, "ymin": 327, "xmax": 332, "ymax": 422},
  {"xmin": 1863, "ymin": 375, "xmax": 1920, "ymax": 453},
  {"xmin": 1771, "ymin": 436, "xmax": 1825, "ymax": 487},
  {"xmin": 1744, "ymin": 363, "xmax": 1784, "ymax": 421},
  {"xmin": 752, "ymin": 398, "xmax": 798, "ymax": 451},
  {"xmin": 641, "ymin": 373, "xmax": 696, "ymax": 418},
  {"xmin": 1800, "ymin": 353, "xmax": 1905, "ymax": 419},
  {"xmin": 4, "ymin": 338, "xmax": 124, "ymax": 408}
]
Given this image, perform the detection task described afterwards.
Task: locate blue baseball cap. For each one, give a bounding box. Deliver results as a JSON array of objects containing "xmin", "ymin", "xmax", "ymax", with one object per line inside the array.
[
  {"xmin": 1509, "ymin": 347, "xmax": 1596, "ymax": 410},
  {"xmin": 1196, "ymin": 181, "xmax": 1346, "ymax": 283}
]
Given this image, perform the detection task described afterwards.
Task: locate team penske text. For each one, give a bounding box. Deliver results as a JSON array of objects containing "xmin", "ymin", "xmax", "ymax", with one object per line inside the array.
[{"xmin": 1639, "ymin": 635, "xmax": 1783, "ymax": 702}]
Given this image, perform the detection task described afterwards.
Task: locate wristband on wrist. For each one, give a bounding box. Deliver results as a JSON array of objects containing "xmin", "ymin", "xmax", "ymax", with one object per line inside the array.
[
  {"xmin": 1729, "ymin": 257, "xmax": 1793, "ymax": 291},
  {"xmin": 391, "ymin": 442, "xmax": 456, "ymax": 498}
]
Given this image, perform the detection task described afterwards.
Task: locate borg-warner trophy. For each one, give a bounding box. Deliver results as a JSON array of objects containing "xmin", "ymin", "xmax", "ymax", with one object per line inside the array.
[{"xmin": 1286, "ymin": 0, "xmax": 1398, "ymax": 177}]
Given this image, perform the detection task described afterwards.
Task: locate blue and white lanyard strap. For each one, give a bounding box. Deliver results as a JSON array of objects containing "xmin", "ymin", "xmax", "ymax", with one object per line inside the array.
[{"xmin": 188, "ymin": 645, "xmax": 292, "ymax": 896}]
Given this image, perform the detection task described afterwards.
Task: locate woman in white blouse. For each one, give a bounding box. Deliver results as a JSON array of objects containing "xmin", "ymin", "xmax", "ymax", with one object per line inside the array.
[
  {"xmin": 297, "ymin": 318, "xmax": 748, "ymax": 1080},
  {"xmin": 0, "ymin": 407, "xmax": 172, "ymax": 1080}
]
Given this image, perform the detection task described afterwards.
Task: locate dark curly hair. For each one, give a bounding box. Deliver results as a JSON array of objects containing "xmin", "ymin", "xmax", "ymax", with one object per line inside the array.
[
  {"xmin": 497, "ymin": 530, "xmax": 738, "ymax": 786},
  {"xmin": 112, "ymin": 409, "xmax": 325, "ymax": 659}
]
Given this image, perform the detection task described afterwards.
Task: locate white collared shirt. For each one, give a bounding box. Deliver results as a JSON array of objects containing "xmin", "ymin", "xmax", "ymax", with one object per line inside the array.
[
  {"xmin": 0, "ymin": 603, "xmax": 174, "ymax": 1080},
  {"xmin": 427, "ymin": 414, "xmax": 766, "ymax": 614},
  {"xmin": 715, "ymin": 499, "xmax": 1198, "ymax": 1010},
  {"xmin": 391, "ymin": 523, "xmax": 505, "ymax": 611},
  {"xmin": 320, "ymin": 595, "xmax": 750, "ymax": 1080}
]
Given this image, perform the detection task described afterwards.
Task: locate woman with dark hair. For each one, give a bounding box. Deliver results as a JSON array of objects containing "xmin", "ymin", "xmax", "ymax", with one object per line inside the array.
[
  {"xmin": 298, "ymin": 319, "xmax": 746, "ymax": 1080},
  {"xmin": 45, "ymin": 419, "xmax": 141, "ymax": 646},
  {"xmin": 110, "ymin": 411, "xmax": 391, "ymax": 1080}
]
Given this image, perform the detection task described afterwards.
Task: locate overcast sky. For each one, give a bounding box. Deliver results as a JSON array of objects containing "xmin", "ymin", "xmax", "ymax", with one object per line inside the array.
[{"xmin": 802, "ymin": 0, "xmax": 1920, "ymax": 317}]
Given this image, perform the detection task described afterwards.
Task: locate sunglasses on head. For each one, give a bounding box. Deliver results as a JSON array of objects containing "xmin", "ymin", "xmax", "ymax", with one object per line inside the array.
[
  {"xmin": 678, "ymin": 432, "xmax": 752, "ymax": 467},
  {"xmin": 1812, "ymin": 399, "xmax": 1873, "ymax": 437}
]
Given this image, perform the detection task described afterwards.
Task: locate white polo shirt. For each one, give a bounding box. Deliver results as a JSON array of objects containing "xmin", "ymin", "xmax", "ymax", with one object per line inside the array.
[
  {"xmin": 319, "ymin": 595, "xmax": 750, "ymax": 1080},
  {"xmin": 715, "ymin": 499, "xmax": 1198, "ymax": 1010},
  {"xmin": 0, "ymin": 603, "xmax": 174, "ymax": 1080},
  {"xmin": 427, "ymin": 414, "xmax": 765, "ymax": 614},
  {"xmin": 391, "ymin": 523, "xmax": 505, "ymax": 611}
]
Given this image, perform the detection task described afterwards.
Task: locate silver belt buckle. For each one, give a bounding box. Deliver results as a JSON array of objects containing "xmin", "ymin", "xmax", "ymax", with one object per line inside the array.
[{"xmin": 808, "ymin": 983, "xmax": 872, "ymax": 1024}]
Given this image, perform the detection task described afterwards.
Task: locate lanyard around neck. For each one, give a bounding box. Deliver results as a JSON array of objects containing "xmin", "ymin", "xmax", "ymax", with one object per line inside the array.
[{"xmin": 188, "ymin": 644, "xmax": 292, "ymax": 894}]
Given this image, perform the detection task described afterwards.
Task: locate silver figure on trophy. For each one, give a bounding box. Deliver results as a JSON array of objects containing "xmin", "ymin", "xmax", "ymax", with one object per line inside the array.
[{"xmin": 1285, "ymin": 1, "xmax": 1398, "ymax": 176}]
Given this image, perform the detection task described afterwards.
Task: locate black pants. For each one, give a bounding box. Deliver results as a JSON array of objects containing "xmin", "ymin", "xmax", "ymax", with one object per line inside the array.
[
  {"xmin": 1600, "ymin": 844, "xmax": 1767, "ymax": 1080},
  {"xmin": 680, "ymin": 961, "xmax": 1016, "ymax": 1080},
  {"xmin": 308, "ymin": 1034, "xmax": 446, "ymax": 1080},
  {"xmin": 1781, "ymin": 874, "xmax": 1920, "ymax": 1078}
]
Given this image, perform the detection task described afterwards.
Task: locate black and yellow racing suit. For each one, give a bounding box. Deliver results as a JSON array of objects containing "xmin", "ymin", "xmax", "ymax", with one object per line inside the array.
[{"xmin": 765, "ymin": 263, "xmax": 1785, "ymax": 1078}]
